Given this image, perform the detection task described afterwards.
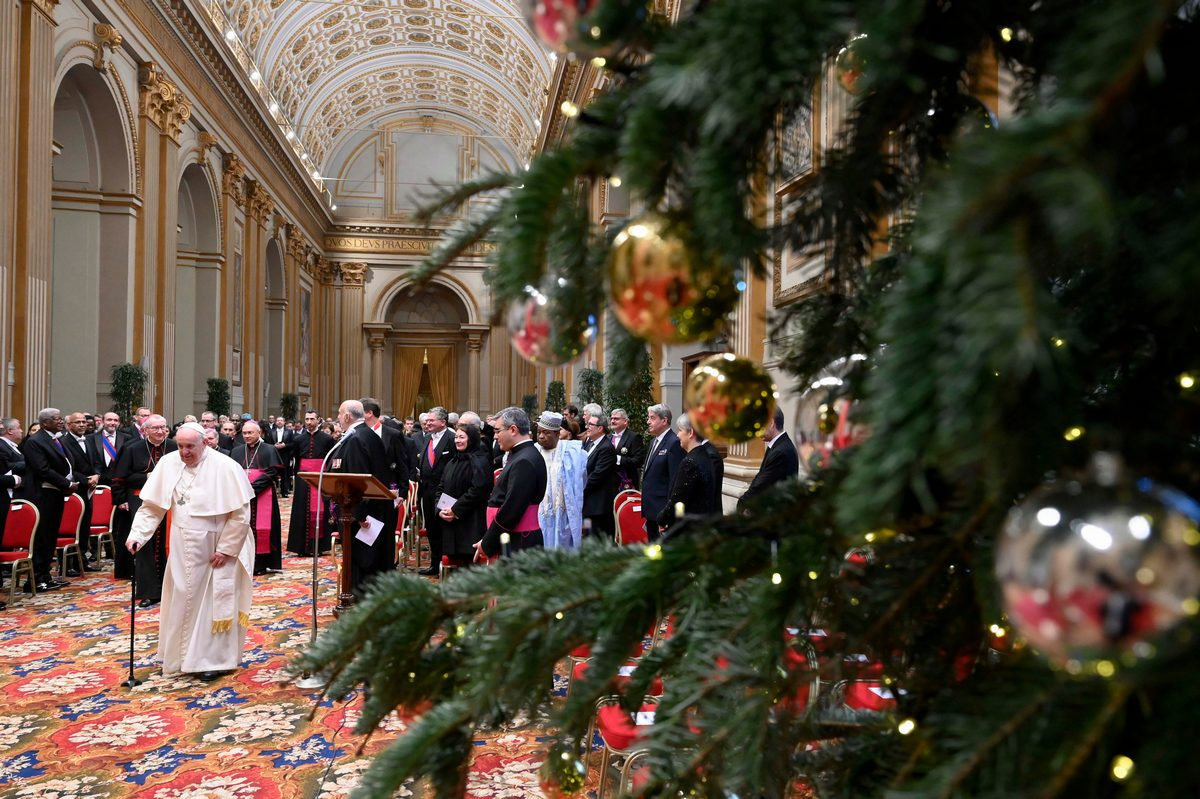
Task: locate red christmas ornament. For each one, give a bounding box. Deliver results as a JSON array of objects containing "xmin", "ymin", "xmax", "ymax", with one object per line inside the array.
[{"xmin": 524, "ymin": 0, "xmax": 605, "ymax": 54}]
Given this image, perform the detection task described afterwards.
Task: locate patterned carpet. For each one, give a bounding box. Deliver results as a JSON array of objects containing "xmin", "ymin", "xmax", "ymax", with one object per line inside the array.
[{"xmin": 0, "ymin": 497, "xmax": 572, "ymax": 799}]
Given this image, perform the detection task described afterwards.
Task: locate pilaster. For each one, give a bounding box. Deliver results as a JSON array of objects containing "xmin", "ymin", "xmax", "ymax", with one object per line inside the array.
[
  {"xmin": 364, "ymin": 322, "xmax": 390, "ymax": 399},
  {"xmin": 10, "ymin": 0, "xmax": 60, "ymax": 420},
  {"xmin": 338, "ymin": 262, "xmax": 367, "ymax": 404},
  {"xmin": 219, "ymin": 153, "xmax": 245, "ymax": 386},
  {"xmin": 244, "ymin": 179, "xmax": 273, "ymax": 413},
  {"xmin": 315, "ymin": 258, "xmax": 339, "ymax": 410}
]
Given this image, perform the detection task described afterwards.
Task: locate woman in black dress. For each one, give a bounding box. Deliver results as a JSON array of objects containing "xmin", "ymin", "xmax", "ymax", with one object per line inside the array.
[
  {"xmin": 437, "ymin": 424, "xmax": 492, "ymax": 566},
  {"xmin": 657, "ymin": 414, "xmax": 715, "ymax": 531}
]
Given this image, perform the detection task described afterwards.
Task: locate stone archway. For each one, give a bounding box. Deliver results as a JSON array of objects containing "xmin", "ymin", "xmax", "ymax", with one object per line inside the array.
[
  {"xmin": 381, "ymin": 281, "xmax": 479, "ymax": 417},
  {"xmin": 264, "ymin": 239, "xmax": 286, "ymax": 414},
  {"xmin": 173, "ymin": 161, "xmax": 221, "ymax": 417},
  {"xmin": 50, "ymin": 63, "xmax": 134, "ymax": 412}
]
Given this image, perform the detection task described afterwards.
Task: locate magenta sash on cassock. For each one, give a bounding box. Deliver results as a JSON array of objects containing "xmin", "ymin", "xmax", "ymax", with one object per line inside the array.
[
  {"xmin": 299, "ymin": 458, "xmax": 325, "ymax": 539},
  {"xmin": 246, "ymin": 468, "xmax": 273, "ymax": 554},
  {"xmin": 485, "ymin": 504, "xmax": 540, "ymax": 534}
]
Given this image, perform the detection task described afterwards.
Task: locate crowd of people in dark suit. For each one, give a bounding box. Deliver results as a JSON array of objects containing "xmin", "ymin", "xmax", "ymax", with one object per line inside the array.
[{"xmin": 0, "ymin": 394, "xmax": 803, "ymax": 605}]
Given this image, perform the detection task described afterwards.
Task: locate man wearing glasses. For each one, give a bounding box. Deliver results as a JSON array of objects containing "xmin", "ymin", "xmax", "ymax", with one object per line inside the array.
[
  {"xmin": 111, "ymin": 414, "xmax": 177, "ymax": 604},
  {"xmin": 478, "ymin": 407, "xmax": 547, "ymax": 559},
  {"xmin": 581, "ymin": 412, "xmax": 618, "ymax": 541}
]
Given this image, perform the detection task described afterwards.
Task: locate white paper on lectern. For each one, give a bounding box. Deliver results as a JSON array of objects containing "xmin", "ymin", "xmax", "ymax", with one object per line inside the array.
[{"xmin": 356, "ymin": 515, "xmax": 384, "ymax": 546}]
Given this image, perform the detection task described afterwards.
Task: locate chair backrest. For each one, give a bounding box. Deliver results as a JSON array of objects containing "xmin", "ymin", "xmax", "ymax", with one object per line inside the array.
[
  {"xmin": 90, "ymin": 485, "xmax": 114, "ymax": 531},
  {"xmin": 60, "ymin": 493, "xmax": 85, "ymax": 536},
  {"xmin": 616, "ymin": 499, "xmax": 647, "ymax": 545},
  {"xmin": 614, "ymin": 489, "xmax": 641, "ymax": 513},
  {"xmin": 2, "ymin": 500, "xmax": 40, "ymax": 552}
]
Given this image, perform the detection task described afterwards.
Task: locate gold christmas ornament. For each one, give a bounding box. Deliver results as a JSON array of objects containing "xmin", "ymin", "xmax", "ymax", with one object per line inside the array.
[
  {"xmin": 685, "ymin": 354, "xmax": 778, "ymax": 444},
  {"xmin": 996, "ymin": 461, "xmax": 1200, "ymax": 672},
  {"xmin": 607, "ymin": 213, "xmax": 737, "ymax": 344},
  {"xmin": 538, "ymin": 742, "xmax": 587, "ymax": 798}
]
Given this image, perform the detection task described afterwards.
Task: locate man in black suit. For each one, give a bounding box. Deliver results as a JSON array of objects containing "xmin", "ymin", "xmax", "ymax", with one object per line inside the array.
[
  {"xmin": 363, "ymin": 398, "xmax": 414, "ymax": 570},
  {"xmin": 479, "ymin": 407, "xmax": 547, "ymax": 558},
  {"xmin": 264, "ymin": 417, "xmax": 295, "ymax": 497},
  {"xmin": 285, "ymin": 410, "xmax": 337, "ymax": 556},
  {"xmin": 581, "ymin": 411, "xmax": 618, "ymax": 540},
  {"xmin": 63, "ymin": 412, "xmax": 100, "ymax": 573},
  {"xmin": 416, "ymin": 406, "xmax": 456, "ymax": 575},
  {"xmin": 608, "ymin": 408, "xmax": 646, "ymax": 491},
  {"xmin": 330, "ymin": 400, "xmax": 397, "ymax": 596},
  {"xmin": 640, "ymin": 403, "xmax": 685, "ymax": 542},
  {"xmin": 20, "ymin": 408, "xmax": 77, "ymax": 591},
  {"xmin": 0, "ymin": 417, "xmax": 26, "ymax": 598},
  {"xmin": 86, "ymin": 411, "xmax": 129, "ymax": 487},
  {"xmin": 737, "ymin": 407, "xmax": 800, "ymax": 511}
]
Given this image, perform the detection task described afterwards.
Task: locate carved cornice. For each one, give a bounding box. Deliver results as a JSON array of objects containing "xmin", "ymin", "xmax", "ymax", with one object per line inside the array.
[
  {"xmin": 222, "ymin": 153, "xmax": 246, "ymax": 207},
  {"xmin": 137, "ymin": 61, "xmax": 192, "ymax": 142},
  {"xmin": 123, "ymin": 0, "xmax": 325, "ymax": 232},
  {"xmin": 246, "ymin": 180, "xmax": 274, "ymax": 224},
  {"xmin": 338, "ymin": 262, "xmax": 368, "ymax": 287}
]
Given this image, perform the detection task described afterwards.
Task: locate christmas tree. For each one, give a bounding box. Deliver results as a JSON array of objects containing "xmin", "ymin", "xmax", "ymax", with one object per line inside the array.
[{"xmin": 300, "ymin": 1, "xmax": 1200, "ymax": 795}]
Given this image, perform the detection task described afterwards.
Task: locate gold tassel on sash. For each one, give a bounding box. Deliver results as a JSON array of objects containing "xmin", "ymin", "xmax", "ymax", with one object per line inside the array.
[{"xmin": 212, "ymin": 618, "xmax": 233, "ymax": 634}]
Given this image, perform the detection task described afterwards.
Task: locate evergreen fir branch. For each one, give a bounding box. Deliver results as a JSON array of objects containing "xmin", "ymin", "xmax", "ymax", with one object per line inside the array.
[
  {"xmin": 1037, "ymin": 683, "xmax": 1134, "ymax": 799},
  {"xmin": 411, "ymin": 172, "xmax": 516, "ymax": 225}
]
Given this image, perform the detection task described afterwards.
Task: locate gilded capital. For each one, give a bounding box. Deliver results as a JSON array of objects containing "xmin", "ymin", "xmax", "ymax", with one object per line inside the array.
[
  {"xmin": 197, "ymin": 131, "xmax": 218, "ymax": 158},
  {"xmin": 222, "ymin": 154, "xmax": 247, "ymax": 207},
  {"xmin": 138, "ymin": 61, "xmax": 191, "ymax": 142},
  {"xmin": 315, "ymin": 257, "xmax": 338, "ymax": 285},
  {"xmin": 246, "ymin": 180, "xmax": 275, "ymax": 224},
  {"xmin": 338, "ymin": 262, "xmax": 368, "ymax": 286},
  {"xmin": 24, "ymin": 0, "xmax": 59, "ymax": 21}
]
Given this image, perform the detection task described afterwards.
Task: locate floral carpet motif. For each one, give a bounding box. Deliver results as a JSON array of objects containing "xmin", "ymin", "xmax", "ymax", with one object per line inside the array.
[{"xmin": 0, "ymin": 500, "xmax": 575, "ymax": 798}]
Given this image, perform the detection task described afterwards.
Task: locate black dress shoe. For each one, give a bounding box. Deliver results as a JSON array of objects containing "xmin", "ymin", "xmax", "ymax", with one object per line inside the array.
[
  {"xmin": 83, "ymin": 564, "xmax": 102, "ymax": 572},
  {"xmin": 195, "ymin": 670, "xmax": 227, "ymax": 682},
  {"xmin": 0, "ymin": 601, "xmax": 6, "ymax": 610},
  {"xmin": 137, "ymin": 598, "xmax": 158, "ymax": 608},
  {"xmin": 65, "ymin": 569, "xmax": 82, "ymax": 578},
  {"xmin": 51, "ymin": 578, "xmax": 70, "ymax": 587},
  {"xmin": 24, "ymin": 582, "xmax": 58, "ymax": 593},
  {"xmin": 416, "ymin": 567, "xmax": 438, "ymax": 576}
]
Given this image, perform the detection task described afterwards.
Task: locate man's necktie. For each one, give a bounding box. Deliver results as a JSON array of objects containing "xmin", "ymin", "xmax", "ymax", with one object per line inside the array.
[
  {"xmin": 611, "ymin": 434, "xmax": 620, "ymax": 447},
  {"xmin": 52, "ymin": 438, "xmax": 66, "ymax": 456},
  {"xmin": 583, "ymin": 440, "xmax": 593, "ymax": 452},
  {"xmin": 427, "ymin": 437, "xmax": 435, "ymax": 466}
]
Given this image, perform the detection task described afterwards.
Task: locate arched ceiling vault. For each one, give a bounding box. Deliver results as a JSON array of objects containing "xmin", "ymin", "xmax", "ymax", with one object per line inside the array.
[{"xmin": 212, "ymin": 0, "xmax": 554, "ymax": 191}]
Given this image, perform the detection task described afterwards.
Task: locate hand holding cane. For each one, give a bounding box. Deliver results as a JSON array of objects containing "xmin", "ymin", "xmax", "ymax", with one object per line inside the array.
[{"xmin": 122, "ymin": 541, "xmax": 142, "ymax": 688}]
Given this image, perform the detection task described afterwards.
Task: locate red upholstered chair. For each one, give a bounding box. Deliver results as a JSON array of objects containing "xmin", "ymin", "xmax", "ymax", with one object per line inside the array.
[
  {"xmin": 56, "ymin": 493, "xmax": 86, "ymax": 578},
  {"xmin": 615, "ymin": 500, "xmax": 647, "ymax": 546},
  {"xmin": 594, "ymin": 699, "xmax": 661, "ymax": 797},
  {"xmin": 0, "ymin": 500, "xmax": 40, "ymax": 601},
  {"xmin": 88, "ymin": 484, "xmax": 115, "ymax": 561}
]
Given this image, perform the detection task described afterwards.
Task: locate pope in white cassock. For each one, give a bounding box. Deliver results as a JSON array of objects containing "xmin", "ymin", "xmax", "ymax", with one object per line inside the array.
[{"xmin": 126, "ymin": 422, "xmax": 255, "ymax": 681}]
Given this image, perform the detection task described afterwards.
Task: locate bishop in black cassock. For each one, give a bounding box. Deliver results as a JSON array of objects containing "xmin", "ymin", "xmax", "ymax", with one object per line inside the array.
[
  {"xmin": 110, "ymin": 417, "xmax": 176, "ymax": 602},
  {"xmin": 286, "ymin": 413, "xmax": 337, "ymax": 556},
  {"xmin": 230, "ymin": 421, "xmax": 283, "ymax": 575}
]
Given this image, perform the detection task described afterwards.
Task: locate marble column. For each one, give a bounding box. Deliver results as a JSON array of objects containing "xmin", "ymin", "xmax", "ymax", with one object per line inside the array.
[
  {"xmin": 315, "ymin": 258, "xmax": 340, "ymax": 409},
  {"xmin": 245, "ymin": 180, "xmax": 274, "ymax": 413},
  {"xmin": 463, "ymin": 325, "xmax": 488, "ymax": 414},
  {"xmin": 137, "ymin": 61, "xmax": 191, "ymax": 416},
  {"xmin": 363, "ymin": 323, "xmax": 390, "ymax": 400},
  {"xmin": 9, "ymin": 0, "xmax": 60, "ymax": 419},
  {"xmin": 338, "ymin": 262, "xmax": 367, "ymax": 401}
]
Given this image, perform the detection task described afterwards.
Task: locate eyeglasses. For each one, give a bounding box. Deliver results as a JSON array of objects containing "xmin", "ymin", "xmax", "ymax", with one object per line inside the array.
[{"xmin": 585, "ymin": 422, "xmax": 603, "ymax": 428}]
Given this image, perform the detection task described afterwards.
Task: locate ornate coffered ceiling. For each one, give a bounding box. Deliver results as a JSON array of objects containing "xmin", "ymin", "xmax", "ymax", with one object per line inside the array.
[{"xmin": 202, "ymin": 0, "xmax": 554, "ymax": 187}]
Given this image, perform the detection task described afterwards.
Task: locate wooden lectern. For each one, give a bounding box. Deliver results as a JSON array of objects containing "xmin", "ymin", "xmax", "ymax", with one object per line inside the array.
[{"xmin": 296, "ymin": 472, "xmax": 396, "ymax": 616}]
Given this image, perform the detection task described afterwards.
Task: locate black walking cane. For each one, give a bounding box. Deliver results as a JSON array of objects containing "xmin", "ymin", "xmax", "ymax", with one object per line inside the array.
[{"xmin": 122, "ymin": 543, "xmax": 142, "ymax": 688}]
